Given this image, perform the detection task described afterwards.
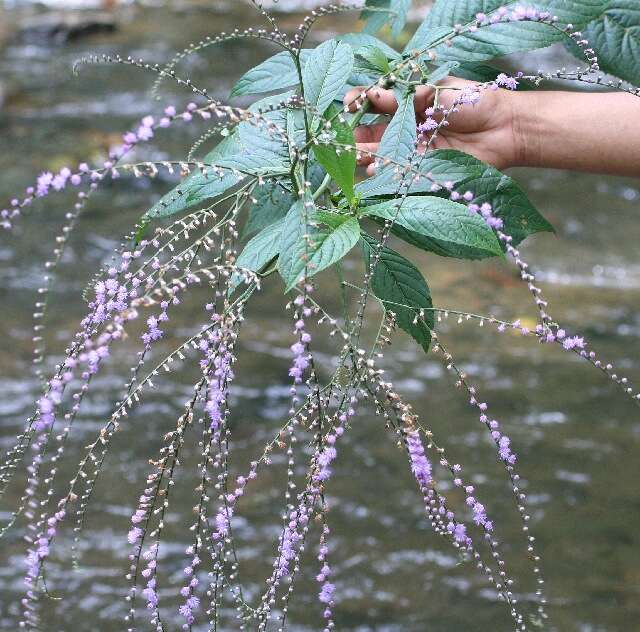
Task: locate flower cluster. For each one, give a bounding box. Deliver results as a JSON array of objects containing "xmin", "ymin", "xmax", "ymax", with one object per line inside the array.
[
  {"xmin": 289, "ymin": 292, "xmax": 313, "ymax": 386},
  {"xmin": 406, "ymin": 430, "xmax": 432, "ymax": 487}
]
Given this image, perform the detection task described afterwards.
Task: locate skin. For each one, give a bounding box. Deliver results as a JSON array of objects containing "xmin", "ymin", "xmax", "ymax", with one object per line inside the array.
[{"xmin": 344, "ymin": 78, "xmax": 640, "ymax": 178}]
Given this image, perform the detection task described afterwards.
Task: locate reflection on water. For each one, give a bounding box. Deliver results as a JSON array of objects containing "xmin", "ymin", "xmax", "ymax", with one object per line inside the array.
[{"xmin": 0, "ymin": 3, "xmax": 639, "ymax": 631}]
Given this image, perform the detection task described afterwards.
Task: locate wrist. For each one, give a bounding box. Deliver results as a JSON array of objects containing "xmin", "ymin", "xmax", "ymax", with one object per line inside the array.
[{"xmin": 505, "ymin": 90, "xmax": 544, "ymax": 169}]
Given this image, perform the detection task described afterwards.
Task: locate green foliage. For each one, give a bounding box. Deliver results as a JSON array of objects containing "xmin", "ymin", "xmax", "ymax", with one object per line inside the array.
[
  {"xmin": 362, "ymin": 196, "xmax": 503, "ymax": 259},
  {"xmin": 231, "ymin": 51, "xmax": 310, "ymax": 97},
  {"xmin": 575, "ymin": 2, "xmax": 640, "ymax": 84},
  {"xmin": 139, "ymin": 0, "xmax": 640, "ymax": 352},
  {"xmin": 145, "ymin": 95, "xmax": 293, "ymax": 219},
  {"xmin": 404, "ymin": 25, "xmax": 457, "ymax": 57},
  {"xmin": 336, "ymin": 33, "xmax": 401, "ymax": 59},
  {"xmin": 302, "ymin": 40, "xmax": 354, "ymax": 125},
  {"xmin": 361, "ymin": 0, "xmax": 412, "ymax": 39},
  {"xmin": 407, "ymin": 1, "xmax": 639, "ymax": 84},
  {"xmin": 146, "ymin": 170, "xmax": 239, "ymax": 220},
  {"xmin": 313, "ymin": 104, "xmax": 357, "ymax": 203},
  {"xmin": 243, "ymin": 165, "xmax": 325, "ymax": 237},
  {"xmin": 355, "ymin": 88, "xmax": 416, "ymax": 198},
  {"xmin": 450, "ymin": 61, "xmax": 534, "ymax": 89},
  {"xmin": 355, "ymin": 45, "xmax": 392, "ymax": 75},
  {"xmin": 357, "ymin": 149, "xmax": 551, "ymax": 245},
  {"xmin": 406, "ymin": 1, "xmax": 606, "ymax": 61},
  {"xmin": 236, "ymin": 216, "xmax": 285, "ymax": 278},
  {"xmin": 242, "ymin": 183, "xmax": 294, "ymax": 237},
  {"xmin": 433, "ymin": 150, "xmax": 554, "ymax": 245},
  {"xmin": 278, "ymin": 201, "xmax": 360, "ymax": 291},
  {"xmin": 361, "ymin": 233, "xmax": 434, "ymax": 351},
  {"xmin": 426, "ymin": 61, "xmax": 461, "ymax": 84},
  {"xmin": 356, "ymin": 149, "xmax": 475, "ymax": 198}
]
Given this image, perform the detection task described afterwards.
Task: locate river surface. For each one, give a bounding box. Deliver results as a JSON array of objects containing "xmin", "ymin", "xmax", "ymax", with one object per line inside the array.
[{"xmin": 0, "ymin": 3, "xmax": 639, "ymax": 631}]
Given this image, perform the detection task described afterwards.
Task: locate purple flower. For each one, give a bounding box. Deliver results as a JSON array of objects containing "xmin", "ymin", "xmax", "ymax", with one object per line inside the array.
[
  {"xmin": 450, "ymin": 522, "xmax": 468, "ymax": 544},
  {"xmin": 562, "ymin": 335, "xmax": 585, "ymax": 350},
  {"xmin": 127, "ymin": 527, "xmax": 143, "ymax": 544},
  {"xmin": 36, "ymin": 172, "xmax": 54, "ymax": 197},
  {"xmin": 123, "ymin": 131, "xmax": 138, "ymax": 145},
  {"xmin": 418, "ymin": 117, "xmax": 438, "ymax": 134},
  {"xmin": 318, "ymin": 581, "xmax": 335, "ymax": 604},
  {"xmin": 407, "ymin": 431, "xmax": 432, "ymax": 488},
  {"xmin": 496, "ymin": 73, "xmax": 519, "ymax": 90},
  {"xmin": 498, "ymin": 435, "xmax": 516, "ymax": 464},
  {"xmin": 178, "ymin": 604, "xmax": 194, "ymax": 625},
  {"xmin": 459, "ymin": 87, "xmax": 481, "ymax": 105},
  {"xmin": 137, "ymin": 125, "xmax": 154, "ymax": 142},
  {"xmin": 290, "ymin": 320, "xmax": 311, "ymax": 384}
]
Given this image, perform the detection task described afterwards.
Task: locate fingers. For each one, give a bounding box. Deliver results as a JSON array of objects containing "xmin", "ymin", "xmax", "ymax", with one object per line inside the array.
[
  {"xmin": 345, "ymin": 81, "xmax": 444, "ymax": 176},
  {"xmin": 358, "ymin": 137, "xmax": 429, "ymax": 176},
  {"xmin": 413, "ymin": 84, "xmax": 437, "ymax": 114},
  {"xmin": 344, "ymin": 87, "xmax": 365, "ymax": 112},
  {"xmin": 353, "ymin": 124, "xmax": 385, "ymax": 167},
  {"xmin": 344, "ymin": 84, "xmax": 437, "ymax": 115},
  {"xmin": 344, "ymin": 86, "xmax": 398, "ymax": 114},
  {"xmin": 356, "ymin": 143, "xmax": 378, "ymax": 166},
  {"xmin": 363, "ymin": 87, "xmax": 401, "ymax": 114},
  {"xmin": 353, "ymin": 123, "xmax": 387, "ymax": 144}
]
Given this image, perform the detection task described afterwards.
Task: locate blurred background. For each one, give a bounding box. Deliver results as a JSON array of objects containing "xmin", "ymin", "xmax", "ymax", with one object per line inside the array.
[{"xmin": 0, "ymin": 1, "xmax": 639, "ymax": 630}]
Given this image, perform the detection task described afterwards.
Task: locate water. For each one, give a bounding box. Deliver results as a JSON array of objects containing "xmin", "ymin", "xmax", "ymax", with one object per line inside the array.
[{"xmin": 0, "ymin": 3, "xmax": 639, "ymax": 631}]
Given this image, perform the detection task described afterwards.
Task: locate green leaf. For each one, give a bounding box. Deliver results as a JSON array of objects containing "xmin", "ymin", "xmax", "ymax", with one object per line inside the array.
[
  {"xmin": 358, "ymin": 149, "xmax": 552, "ymax": 245},
  {"xmin": 406, "ymin": 1, "xmax": 607, "ymax": 62},
  {"xmin": 313, "ymin": 210, "xmax": 353, "ymax": 229},
  {"xmin": 229, "ymin": 217, "xmax": 286, "ymax": 293},
  {"xmin": 361, "ymin": 233, "xmax": 434, "ymax": 351},
  {"xmin": 145, "ymin": 95, "xmax": 293, "ymax": 220},
  {"xmin": 436, "ymin": 150, "xmax": 554, "ymax": 245},
  {"xmin": 356, "ymin": 148, "xmax": 478, "ymax": 198},
  {"xmin": 313, "ymin": 104, "xmax": 357, "ymax": 202},
  {"xmin": 427, "ymin": 61, "xmax": 460, "ymax": 84},
  {"xmin": 577, "ymin": 2, "xmax": 640, "ymax": 84},
  {"xmin": 303, "ymin": 40, "xmax": 354, "ymax": 123},
  {"xmin": 336, "ymin": 33, "xmax": 401, "ymax": 59},
  {"xmin": 362, "ymin": 196, "xmax": 503, "ymax": 259},
  {"xmin": 145, "ymin": 131, "xmax": 243, "ymax": 218},
  {"xmin": 145, "ymin": 152, "xmax": 288, "ymax": 220},
  {"xmin": 216, "ymin": 151, "xmax": 289, "ymax": 176},
  {"xmin": 231, "ymin": 50, "xmax": 311, "ymax": 97},
  {"xmin": 236, "ymin": 218, "xmax": 285, "ymax": 275},
  {"xmin": 450, "ymin": 61, "xmax": 534, "ymax": 89},
  {"xmin": 278, "ymin": 200, "xmax": 360, "ymax": 291},
  {"xmin": 362, "ymin": 0, "xmax": 412, "ymax": 39},
  {"xmin": 145, "ymin": 168, "xmax": 241, "ymax": 220},
  {"xmin": 355, "ymin": 87, "xmax": 416, "ymax": 198},
  {"xmin": 404, "ymin": 25, "xmax": 456, "ymax": 56},
  {"xmin": 355, "ymin": 45, "xmax": 392, "ymax": 75},
  {"xmin": 243, "ymin": 182, "xmax": 294, "ymax": 236},
  {"xmin": 243, "ymin": 163, "xmax": 325, "ymax": 236},
  {"xmin": 238, "ymin": 92, "xmax": 295, "ymax": 161},
  {"xmin": 286, "ymin": 108, "xmax": 307, "ymax": 157}
]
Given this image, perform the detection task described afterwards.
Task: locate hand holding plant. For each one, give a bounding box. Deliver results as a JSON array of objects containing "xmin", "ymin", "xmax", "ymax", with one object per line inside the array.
[{"xmin": 347, "ymin": 77, "xmax": 522, "ymax": 172}]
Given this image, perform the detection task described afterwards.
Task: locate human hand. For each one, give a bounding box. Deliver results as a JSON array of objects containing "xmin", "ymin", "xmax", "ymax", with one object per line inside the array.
[{"xmin": 344, "ymin": 78, "xmax": 520, "ymax": 175}]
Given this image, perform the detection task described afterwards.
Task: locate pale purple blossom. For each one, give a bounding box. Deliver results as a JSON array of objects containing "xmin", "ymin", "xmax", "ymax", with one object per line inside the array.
[
  {"xmin": 496, "ymin": 73, "xmax": 519, "ymax": 90},
  {"xmin": 407, "ymin": 430, "xmax": 432, "ymax": 488}
]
